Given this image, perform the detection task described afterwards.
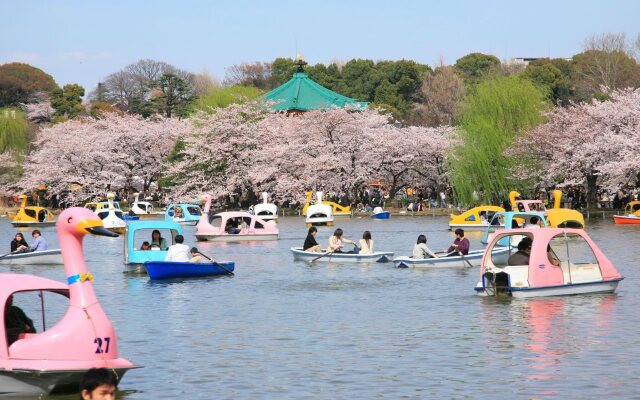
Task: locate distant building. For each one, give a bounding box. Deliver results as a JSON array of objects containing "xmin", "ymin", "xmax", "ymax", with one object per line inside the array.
[{"xmin": 264, "ymin": 55, "xmax": 368, "ymax": 114}]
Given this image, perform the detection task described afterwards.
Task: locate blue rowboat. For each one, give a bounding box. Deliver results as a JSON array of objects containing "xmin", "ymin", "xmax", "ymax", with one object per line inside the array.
[
  {"xmin": 393, "ymin": 247, "xmax": 511, "ymax": 269},
  {"xmin": 144, "ymin": 260, "xmax": 235, "ymax": 279},
  {"xmin": 371, "ymin": 211, "xmax": 390, "ymax": 219},
  {"xmin": 123, "ymin": 214, "xmax": 140, "ymax": 221}
]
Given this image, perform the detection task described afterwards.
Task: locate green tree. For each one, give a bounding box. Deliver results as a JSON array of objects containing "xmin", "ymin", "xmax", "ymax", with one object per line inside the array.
[
  {"xmin": 50, "ymin": 84, "xmax": 85, "ymax": 119},
  {"xmin": 271, "ymin": 58, "xmax": 296, "ymax": 87},
  {"xmin": 454, "ymin": 53, "xmax": 501, "ymax": 85},
  {"xmin": 193, "ymin": 85, "xmax": 262, "ymax": 113},
  {"xmin": 523, "ymin": 58, "xmax": 573, "ymax": 104},
  {"xmin": 152, "ymin": 73, "xmax": 194, "ymax": 118},
  {"xmin": 0, "ymin": 63, "xmax": 58, "ymax": 106},
  {"xmin": 448, "ymin": 76, "xmax": 549, "ymax": 205},
  {"xmin": 572, "ymin": 50, "xmax": 640, "ymax": 101}
]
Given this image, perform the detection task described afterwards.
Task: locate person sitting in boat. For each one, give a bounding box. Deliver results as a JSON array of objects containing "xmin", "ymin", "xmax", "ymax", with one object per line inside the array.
[
  {"xmin": 527, "ymin": 216, "xmax": 543, "ymax": 228},
  {"xmin": 174, "ymin": 206, "xmax": 183, "ymax": 219},
  {"xmin": 303, "ymin": 226, "xmax": 321, "ymax": 252},
  {"xmin": 358, "ymin": 231, "xmax": 373, "ymax": 254},
  {"xmin": 508, "ymin": 236, "xmax": 532, "ymax": 265},
  {"xmin": 4, "ymin": 294, "xmax": 36, "ymax": 345},
  {"xmin": 413, "ymin": 234, "xmax": 438, "ymax": 259},
  {"xmin": 445, "ymin": 228, "xmax": 469, "ymax": 256},
  {"xmin": 479, "ymin": 211, "xmax": 487, "ymax": 222},
  {"xmin": 190, "ymin": 247, "xmax": 202, "ymax": 262},
  {"xmin": 165, "ymin": 235, "xmax": 190, "ymax": 262},
  {"xmin": 128, "ymin": 209, "xmax": 136, "ymax": 217},
  {"xmin": 30, "ymin": 230, "xmax": 47, "ymax": 252},
  {"xmin": 547, "ymin": 244, "xmax": 561, "ymax": 266},
  {"xmin": 328, "ymin": 228, "xmax": 356, "ymax": 253},
  {"xmin": 225, "ymin": 219, "xmax": 241, "ymax": 234},
  {"xmin": 80, "ymin": 368, "xmax": 118, "ymax": 400},
  {"xmin": 10, "ymin": 233, "xmax": 29, "ymax": 253},
  {"xmin": 140, "ymin": 241, "xmax": 151, "ymax": 251},
  {"xmin": 151, "ymin": 229, "xmax": 168, "ymax": 250}
]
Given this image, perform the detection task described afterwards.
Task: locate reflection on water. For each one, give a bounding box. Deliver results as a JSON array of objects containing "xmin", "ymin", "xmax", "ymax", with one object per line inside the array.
[{"xmin": 1, "ymin": 216, "xmax": 638, "ymax": 399}]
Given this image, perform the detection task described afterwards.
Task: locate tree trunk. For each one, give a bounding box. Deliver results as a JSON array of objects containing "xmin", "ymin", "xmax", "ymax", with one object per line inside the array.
[{"xmin": 586, "ymin": 174, "xmax": 598, "ymax": 210}]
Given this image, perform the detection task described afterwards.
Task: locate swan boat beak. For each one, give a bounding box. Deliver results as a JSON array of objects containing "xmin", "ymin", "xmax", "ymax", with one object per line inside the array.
[{"xmin": 76, "ymin": 218, "xmax": 119, "ymax": 237}]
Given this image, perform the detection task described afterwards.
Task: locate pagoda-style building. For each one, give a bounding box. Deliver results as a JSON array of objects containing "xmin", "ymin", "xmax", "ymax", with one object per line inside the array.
[{"xmin": 265, "ymin": 56, "xmax": 367, "ymax": 113}]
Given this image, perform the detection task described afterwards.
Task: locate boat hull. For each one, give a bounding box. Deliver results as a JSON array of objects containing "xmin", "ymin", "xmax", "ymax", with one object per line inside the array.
[
  {"xmin": 145, "ymin": 260, "xmax": 235, "ymax": 279},
  {"xmin": 475, "ymin": 278, "xmax": 623, "ymax": 298},
  {"xmin": 0, "ymin": 249, "xmax": 63, "ymax": 265},
  {"xmin": 613, "ymin": 214, "xmax": 640, "ymax": 224},
  {"xmin": 195, "ymin": 233, "xmax": 278, "ymax": 242},
  {"xmin": 371, "ymin": 211, "xmax": 390, "ymax": 219},
  {"xmin": 448, "ymin": 223, "xmax": 505, "ymax": 231},
  {"xmin": 393, "ymin": 247, "xmax": 510, "ymax": 269},
  {"xmin": 10, "ymin": 221, "xmax": 57, "ymax": 227},
  {"xmin": 0, "ymin": 366, "xmax": 134, "ymax": 396},
  {"xmin": 291, "ymin": 247, "xmax": 393, "ymax": 263}
]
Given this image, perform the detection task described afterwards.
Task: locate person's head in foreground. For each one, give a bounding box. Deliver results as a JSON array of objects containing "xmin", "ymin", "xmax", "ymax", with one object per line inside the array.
[{"xmin": 80, "ymin": 368, "xmax": 118, "ymax": 400}]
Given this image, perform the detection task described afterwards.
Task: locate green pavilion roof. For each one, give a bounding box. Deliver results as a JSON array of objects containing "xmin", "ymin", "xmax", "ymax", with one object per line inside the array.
[{"xmin": 265, "ymin": 71, "xmax": 368, "ymax": 112}]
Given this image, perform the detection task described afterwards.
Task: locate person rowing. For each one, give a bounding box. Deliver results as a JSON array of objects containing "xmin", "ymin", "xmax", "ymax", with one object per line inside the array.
[
  {"xmin": 328, "ymin": 228, "xmax": 356, "ymax": 253},
  {"xmin": 445, "ymin": 228, "xmax": 469, "ymax": 256}
]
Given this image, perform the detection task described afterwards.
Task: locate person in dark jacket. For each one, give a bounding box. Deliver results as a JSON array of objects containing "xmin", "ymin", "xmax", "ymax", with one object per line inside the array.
[
  {"xmin": 10, "ymin": 233, "xmax": 29, "ymax": 253},
  {"xmin": 303, "ymin": 227, "xmax": 321, "ymax": 252}
]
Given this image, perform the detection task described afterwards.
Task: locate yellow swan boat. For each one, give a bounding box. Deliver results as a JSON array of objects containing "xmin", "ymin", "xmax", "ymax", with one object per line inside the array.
[
  {"xmin": 449, "ymin": 205, "xmax": 505, "ymax": 230},
  {"xmin": 302, "ymin": 191, "xmax": 351, "ymax": 216},
  {"xmin": 7, "ymin": 194, "xmax": 56, "ymax": 227}
]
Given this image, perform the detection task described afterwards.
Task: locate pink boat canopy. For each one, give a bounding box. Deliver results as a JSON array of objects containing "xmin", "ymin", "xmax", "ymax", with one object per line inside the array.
[{"xmin": 477, "ymin": 228, "xmax": 622, "ymax": 297}]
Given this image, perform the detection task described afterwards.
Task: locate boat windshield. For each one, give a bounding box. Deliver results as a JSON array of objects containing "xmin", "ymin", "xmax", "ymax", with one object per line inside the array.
[
  {"xmin": 4, "ymin": 290, "xmax": 69, "ymax": 349},
  {"xmin": 187, "ymin": 206, "xmax": 202, "ymax": 216},
  {"xmin": 132, "ymin": 228, "xmax": 179, "ymax": 250},
  {"xmin": 549, "ymin": 233, "xmax": 602, "ymax": 282}
]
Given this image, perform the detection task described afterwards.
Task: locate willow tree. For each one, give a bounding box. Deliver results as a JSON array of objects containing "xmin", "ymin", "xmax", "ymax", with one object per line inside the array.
[
  {"xmin": 448, "ymin": 76, "xmax": 549, "ymax": 205},
  {"xmin": 0, "ymin": 108, "xmax": 28, "ymax": 185}
]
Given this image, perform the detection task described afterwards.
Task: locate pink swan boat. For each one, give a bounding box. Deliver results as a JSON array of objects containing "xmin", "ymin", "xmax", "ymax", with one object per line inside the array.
[
  {"xmin": 0, "ymin": 208, "xmax": 138, "ymax": 395},
  {"xmin": 195, "ymin": 195, "xmax": 278, "ymax": 241},
  {"xmin": 475, "ymin": 227, "xmax": 623, "ymax": 298}
]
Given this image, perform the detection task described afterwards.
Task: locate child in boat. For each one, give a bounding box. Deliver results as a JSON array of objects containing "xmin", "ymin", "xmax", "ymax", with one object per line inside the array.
[
  {"xmin": 413, "ymin": 234, "xmax": 437, "ymax": 259},
  {"xmin": 303, "ymin": 227, "xmax": 321, "ymax": 252},
  {"xmin": 328, "ymin": 228, "xmax": 356, "ymax": 253},
  {"xmin": 359, "ymin": 231, "xmax": 373, "ymax": 254},
  {"xmin": 80, "ymin": 368, "xmax": 118, "ymax": 400},
  {"xmin": 10, "ymin": 233, "xmax": 29, "ymax": 253},
  {"xmin": 190, "ymin": 247, "xmax": 202, "ymax": 262},
  {"xmin": 140, "ymin": 241, "xmax": 151, "ymax": 250}
]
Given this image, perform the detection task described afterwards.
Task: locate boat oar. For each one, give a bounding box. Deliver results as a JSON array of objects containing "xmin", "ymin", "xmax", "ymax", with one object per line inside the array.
[
  {"xmin": 311, "ymin": 248, "xmax": 339, "ymax": 263},
  {"xmin": 197, "ymin": 251, "xmax": 234, "ymax": 276},
  {"xmin": 0, "ymin": 251, "xmax": 18, "ymax": 260},
  {"xmin": 458, "ymin": 251, "xmax": 474, "ymax": 268}
]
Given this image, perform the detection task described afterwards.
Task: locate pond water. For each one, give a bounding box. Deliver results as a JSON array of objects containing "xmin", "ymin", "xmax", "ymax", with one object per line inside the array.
[{"xmin": 2, "ymin": 214, "xmax": 639, "ymax": 399}]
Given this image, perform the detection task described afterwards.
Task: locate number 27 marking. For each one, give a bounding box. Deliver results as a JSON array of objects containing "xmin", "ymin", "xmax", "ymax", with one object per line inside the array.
[{"xmin": 94, "ymin": 337, "xmax": 111, "ymax": 354}]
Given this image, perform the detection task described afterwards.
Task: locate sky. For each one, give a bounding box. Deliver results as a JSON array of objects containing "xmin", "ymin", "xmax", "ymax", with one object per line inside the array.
[{"xmin": 1, "ymin": 0, "xmax": 639, "ymax": 93}]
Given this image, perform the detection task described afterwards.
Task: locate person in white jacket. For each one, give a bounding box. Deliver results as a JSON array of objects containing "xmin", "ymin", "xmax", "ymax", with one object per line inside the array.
[{"xmin": 165, "ymin": 235, "xmax": 190, "ymax": 262}]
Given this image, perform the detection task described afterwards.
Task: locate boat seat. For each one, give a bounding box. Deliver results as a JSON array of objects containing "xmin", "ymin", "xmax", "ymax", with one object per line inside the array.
[
  {"xmin": 559, "ymin": 262, "xmax": 603, "ymax": 284},
  {"xmin": 502, "ymin": 265, "xmax": 529, "ymax": 288}
]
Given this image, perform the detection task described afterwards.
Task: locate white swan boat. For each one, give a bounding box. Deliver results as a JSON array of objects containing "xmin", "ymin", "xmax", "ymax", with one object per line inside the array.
[{"xmin": 290, "ymin": 247, "xmax": 393, "ymax": 263}]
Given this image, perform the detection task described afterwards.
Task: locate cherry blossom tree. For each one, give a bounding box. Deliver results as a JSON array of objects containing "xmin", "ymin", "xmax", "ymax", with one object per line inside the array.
[
  {"xmin": 167, "ymin": 103, "xmax": 455, "ymax": 205},
  {"xmin": 515, "ymin": 88, "xmax": 640, "ymax": 206},
  {"xmin": 17, "ymin": 112, "xmax": 188, "ymax": 203}
]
